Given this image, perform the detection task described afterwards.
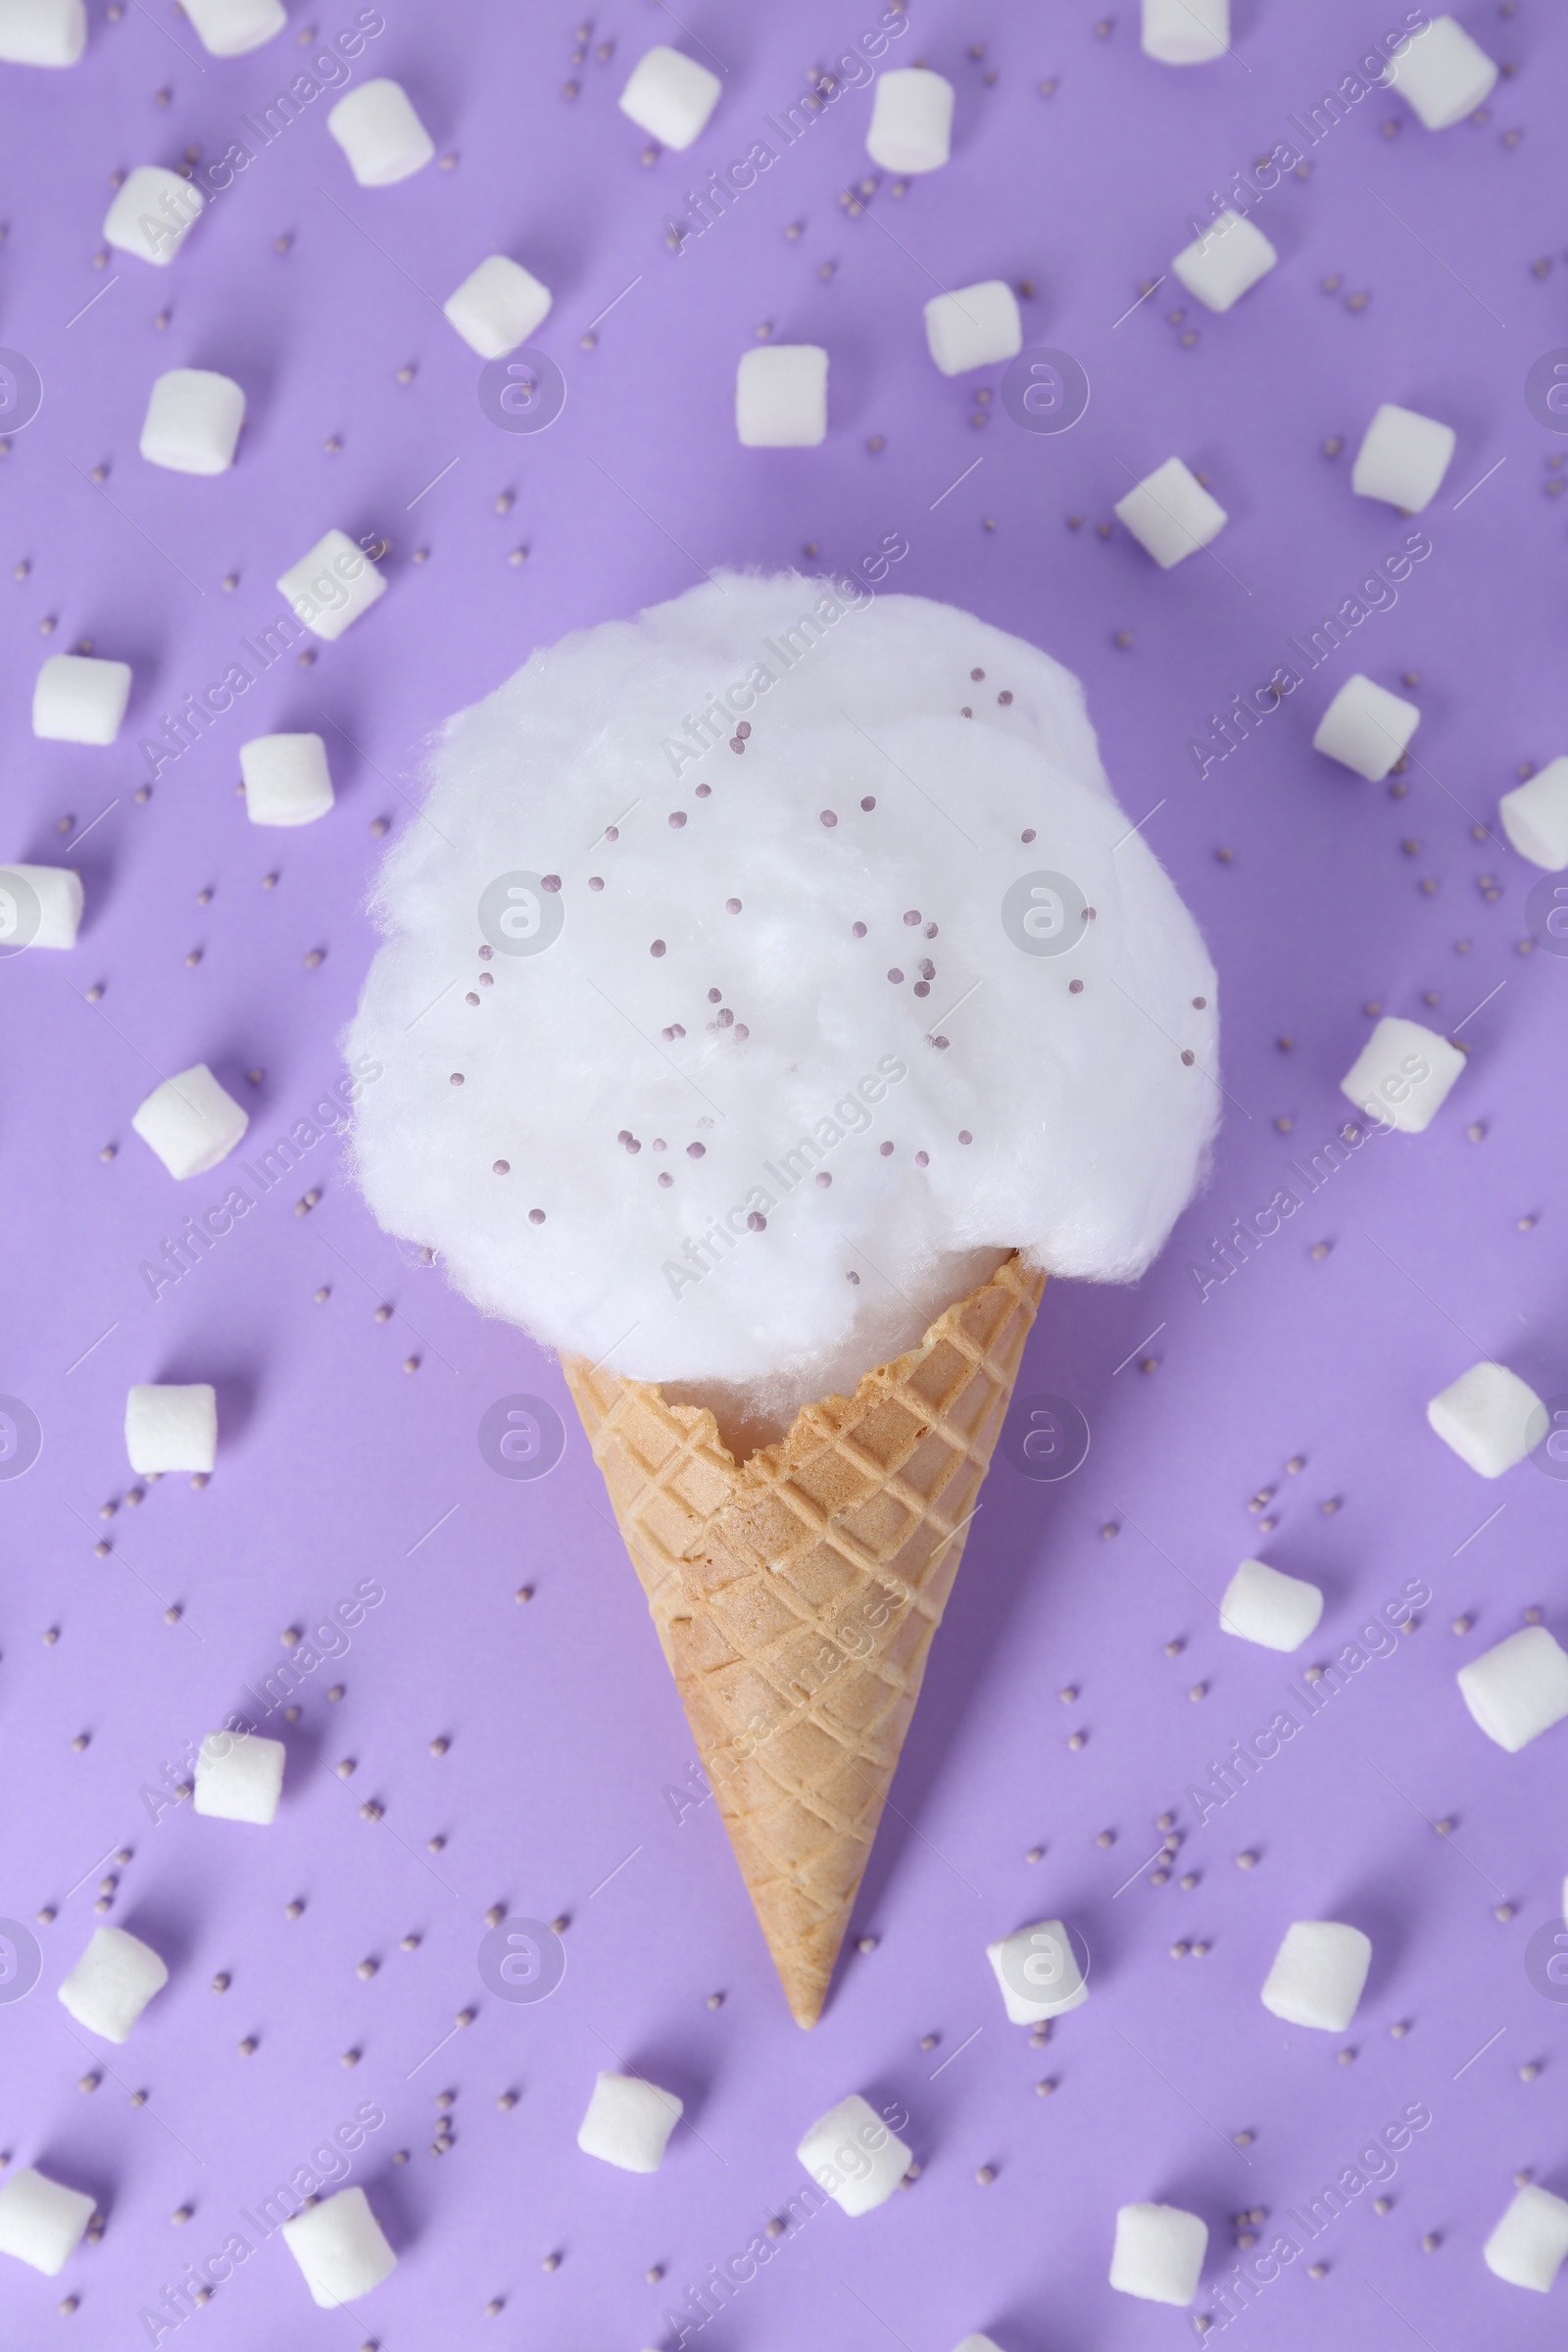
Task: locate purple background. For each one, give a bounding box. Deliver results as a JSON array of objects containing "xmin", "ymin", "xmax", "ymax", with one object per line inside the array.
[{"xmin": 2, "ymin": 0, "xmax": 1567, "ymax": 2345}]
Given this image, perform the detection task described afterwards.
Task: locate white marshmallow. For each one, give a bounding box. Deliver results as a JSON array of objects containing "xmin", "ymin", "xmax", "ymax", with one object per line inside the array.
[
  {"xmin": 443, "ymin": 255, "xmax": 552, "ymax": 360},
  {"xmin": 139, "ymin": 368, "xmax": 245, "ymax": 474},
  {"xmin": 1351, "ymin": 402, "xmax": 1455, "ymax": 513},
  {"xmin": 194, "ymin": 1729, "xmax": 286, "ymax": 1824},
  {"xmin": 1485, "ymin": 2184, "xmax": 1568, "ymax": 2292},
  {"xmin": 281, "ymin": 2186, "xmax": 396, "ymax": 2307},
  {"xmin": 924, "ymin": 280, "xmax": 1023, "ymax": 377},
  {"xmin": 0, "ymin": 2169, "xmax": 95, "ymax": 2276},
  {"xmin": 32, "ymin": 653, "xmax": 131, "ymax": 745},
  {"xmin": 1458, "ymin": 1628, "xmax": 1568, "ymax": 1753},
  {"xmin": 735, "ymin": 345, "xmax": 828, "ymax": 447},
  {"xmin": 1142, "ymin": 0, "xmax": 1229, "ymax": 64},
  {"xmin": 1340, "ymin": 1014, "xmax": 1465, "ymax": 1135},
  {"xmin": 618, "ymin": 44, "xmax": 720, "ymax": 149},
  {"xmin": 576, "ymin": 2072, "xmax": 683, "ymax": 2172},
  {"xmin": 866, "ymin": 66, "xmax": 955, "ymax": 172},
  {"xmin": 58, "ymin": 1925, "xmax": 169, "ymax": 2042},
  {"xmin": 326, "ymin": 78, "xmax": 434, "ymax": 185},
  {"xmin": 1170, "ymin": 209, "xmax": 1276, "ymax": 312},
  {"xmin": 132, "ymin": 1063, "xmax": 249, "ymax": 1179},
  {"xmin": 953, "ymin": 2339, "xmax": 1005, "ymax": 2352},
  {"xmin": 797, "ymin": 2093, "xmax": 911, "ymax": 2216},
  {"xmin": 1500, "ymin": 757, "xmax": 1568, "ymax": 870},
  {"xmin": 124, "ymin": 1383, "xmax": 217, "ymax": 1475},
  {"xmin": 1114, "ymin": 457, "xmax": 1227, "ymax": 569},
  {"xmin": 240, "ymin": 732, "xmax": 335, "ymax": 827},
  {"xmin": 0, "ymin": 0, "xmax": 84, "ymax": 63},
  {"xmin": 104, "ymin": 164, "xmax": 203, "ymax": 265},
  {"xmin": 1428, "ymin": 1361, "xmax": 1546, "ymax": 1479},
  {"xmin": 277, "ymin": 528, "xmax": 387, "ymax": 642},
  {"xmin": 181, "ymin": 0, "xmax": 282, "ymax": 53},
  {"xmin": 0, "ymin": 864, "xmax": 82, "ymax": 950},
  {"xmin": 1260, "ymin": 1920, "xmax": 1371, "ymax": 2032},
  {"xmin": 1390, "ymin": 14, "xmax": 1498, "ymax": 129},
  {"xmin": 1312, "ymin": 672, "xmax": 1420, "ymax": 781},
  {"xmin": 986, "ymin": 1918, "xmax": 1088, "ymax": 2024},
  {"xmin": 1109, "ymin": 2203, "xmax": 1208, "ymax": 2304},
  {"xmin": 1219, "ymin": 1558, "xmax": 1323, "ymax": 1652}
]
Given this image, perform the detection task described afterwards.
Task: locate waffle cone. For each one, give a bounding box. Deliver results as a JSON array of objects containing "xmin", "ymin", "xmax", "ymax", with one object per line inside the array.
[{"xmin": 563, "ymin": 1252, "xmax": 1045, "ymax": 2027}]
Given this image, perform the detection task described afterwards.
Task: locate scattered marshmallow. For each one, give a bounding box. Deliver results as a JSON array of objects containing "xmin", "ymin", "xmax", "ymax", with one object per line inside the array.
[
  {"xmin": 180, "ymin": 0, "xmax": 283, "ymax": 54},
  {"xmin": 866, "ymin": 66, "xmax": 955, "ymax": 172},
  {"xmin": 797, "ymin": 2093, "xmax": 911, "ymax": 2217},
  {"xmin": 1428, "ymin": 1361, "xmax": 1546, "ymax": 1479},
  {"xmin": 618, "ymin": 44, "xmax": 720, "ymax": 149},
  {"xmin": 104, "ymin": 164, "xmax": 203, "ymax": 265},
  {"xmin": 124, "ymin": 1383, "xmax": 218, "ymax": 1476},
  {"xmin": 0, "ymin": 2169, "xmax": 95, "ymax": 2277},
  {"xmin": 277, "ymin": 528, "xmax": 387, "ymax": 642},
  {"xmin": 986, "ymin": 1918, "xmax": 1089, "ymax": 2024},
  {"xmin": 132, "ymin": 1064, "xmax": 249, "ymax": 1179},
  {"xmin": 1170, "ymin": 209, "xmax": 1276, "ymax": 312},
  {"xmin": 139, "ymin": 368, "xmax": 245, "ymax": 474},
  {"xmin": 240, "ymin": 732, "xmax": 335, "ymax": 827},
  {"xmin": 1313, "ymin": 672, "xmax": 1420, "ymax": 781},
  {"xmin": 1390, "ymin": 14, "xmax": 1498, "ymax": 129},
  {"xmin": 1485, "ymin": 2184, "xmax": 1568, "ymax": 2292},
  {"xmin": 1340, "ymin": 1014, "xmax": 1465, "ymax": 1135},
  {"xmin": 953, "ymin": 2339, "xmax": 1004, "ymax": 2352},
  {"xmin": 194, "ymin": 1729, "xmax": 286, "ymax": 1825},
  {"xmin": 0, "ymin": 0, "xmax": 84, "ymax": 64},
  {"xmin": 1114, "ymin": 457, "xmax": 1227, "ymax": 569},
  {"xmin": 735, "ymin": 345, "xmax": 828, "ymax": 447},
  {"xmin": 1142, "ymin": 0, "xmax": 1229, "ymax": 63},
  {"xmin": 1499, "ymin": 757, "xmax": 1568, "ymax": 871},
  {"xmin": 924, "ymin": 280, "xmax": 1023, "ymax": 377},
  {"xmin": 1219, "ymin": 1558, "xmax": 1324, "ymax": 1652},
  {"xmin": 1458, "ymin": 1628, "xmax": 1568, "ymax": 1753},
  {"xmin": 576, "ymin": 2072, "xmax": 683, "ymax": 2172},
  {"xmin": 1351, "ymin": 402, "xmax": 1455, "ymax": 514},
  {"xmin": 326, "ymin": 78, "xmax": 434, "ymax": 185},
  {"xmin": 281, "ymin": 2186, "xmax": 396, "ymax": 2307},
  {"xmin": 443, "ymin": 255, "xmax": 552, "ymax": 360},
  {"xmin": 1260, "ymin": 1921, "xmax": 1372, "ymax": 2032},
  {"xmin": 32, "ymin": 653, "xmax": 131, "ymax": 745},
  {"xmin": 0, "ymin": 864, "xmax": 82, "ymax": 950},
  {"xmin": 58, "ymin": 1925, "xmax": 169, "ymax": 2042},
  {"xmin": 1109, "ymin": 2203, "xmax": 1208, "ymax": 2304}
]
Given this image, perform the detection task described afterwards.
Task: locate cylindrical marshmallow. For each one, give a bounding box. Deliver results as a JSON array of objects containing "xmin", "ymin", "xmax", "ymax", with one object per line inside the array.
[
  {"xmin": 1389, "ymin": 14, "xmax": 1498, "ymax": 129},
  {"xmin": 1260, "ymin": 1920, "xmax": 1372, "ymax": 2032},
  {"xmin": 866, "ymin": 66, "xmax": 955, "ymax": 172},
  {"xmin": 1340, "ymin": 1014, "xmax": 1465, "ymax": 1135},
  {"xmin": 58, "ymin": 1926, "xmax": 169, "ymax": 2042},
  {"xmin": 1219, "ymin": 1558, "xmax": 1324, "ymax": 1651},
  {"xmin": 1428, "ymin": 1360, "xmax": 1545, "ymax": 1478},
  {"xmin": 735, "ymin": 345, "xmax": 828, "ymax": 447},
  {"xmin": 195, "ymin": 1729, "xmax": 286, "ymax": 1824},
  {"xmin": 1457, "ymin": 1627, "xmax": 1568, "ymax": 1752},
  {"xmin": 104, "ymin": 164, "xmax": 203, "ymax": 265},
  {"xmin": 240, "ymin": 733, "xmax": 335, "ymax": 826},
  {"xmin": 1312, "ymin": 672, "xmax": 1419, "ymax": 780},
  {"xmin": 987, "ymin": 1918, "xmax": 1088, "ymax": 2023},
  {"xmin": 1170, "ymin": 210, "xmax": 1277, "ymax": 312},
  {"xmin": 1114, "ymin": 456, "xmax": 1228, "ymax": 568},
  {"xmin": 797, "ymin": 2094, "xmax": 911, "ymax": 2216},
  {"xmin": 327, "ymin": 79, "xmax": 435, "ymax": 185},
  {"xmin": 0, "ymin": 2170, "xmax": 95, "ymax": 2277},
  {"xmin": 0, "ymin": 0, "xmax": 84, "ymax": 63},
  {"xmin": 125, "ymin": 1383, "xmax": 218, "ymax": 1475},
  {"xmin": 1485, "ymin": 2185, "xmax": 1568, "ymax": 2292},
  {"xmin": 1499, "ymin": 757, "xmax": 1568, "ymax": 870},
  {"xmin": 443, "ymin": 255, "xmax": 553, "ymax": 360},
  {"xmin": 1110, "ymin": 2204, "xmax": 1208, "ymax": 2304},
  {"xmin": 1350, "ymin": 403, "xmax": 1455, "ymax": 513},
  {"xmin": 281, "ymin": 2187, "xmax": 396, "ymax": 2306},
  {"xmin": 180, "ymin": 0, "xmax": 283, "ymax": 53},
  {"xmin": 0, "ymin": 864, "xmax": 82, "ymax": 950},
  {"xmin": 139, "ymin": 368, "xmax": 245, "ymax": 474},
  {"xmin": 923, "ymin": 280, "xmax": 1023, "ymax": 377},
  {"xmin": 276, "ymin": 528, "xmax": 387, "ymax": 642},
  {"xmin": 576, "ymin": 2072, "xmax": 683, "ymax": 2172},
  {"xmin": 131, "ymin": 1063, "xmax": 249, "ymax": 1178},
  {"xmin": 32, "ymin": 653, "xmax": 131, "ymax": 745},
  {"xmin": 617, "ymin": 44, "xmax": 721, "ymax": 149},
  {"xmin": 1142, "ymin": 0, "xmax": 1229, "ymax": 63}
]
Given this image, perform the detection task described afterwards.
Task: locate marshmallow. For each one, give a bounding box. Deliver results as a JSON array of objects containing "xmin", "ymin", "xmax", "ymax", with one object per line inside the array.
[
  {"xmin": 194, "ymin": 1728, "xmax": 286, "ymax": 1824},
  {"xmin": 924, "ymin": 280, "xmax": 1023, "ymax": 377},
  {"xmin": 124, "ymin": 1383, "xmax": 218, "ymax": 1475},
  {"xmin": 1351, "ymin": 402, "xmax": 1455, "ymax": 514},
  {"xmin": 32, "ymin": 653, "xmax": 131, "ymax": 745},
  {"xmin": 1500, "ymin": 757, "xmax": 1568, "ymax": 870},
  {"xmin": 618, "ymin": 44, "xmax": 720, "ymax": 149},
  {"xmin": 282, "ymin": 2186, "xmax": 396, "ymax": 2307},
  {"xmin": 0, "ymin": 2169, "xmax": 94, "ymax": 2277},
  {"xmin": 1142, "ymin": 0, "xmax": 1229, "ymax": 63},
  {"xmin": 1114, "ymin": 457, "xmax": 1227, "ymax": 568},
  {"xmin": 1390, "ymin": 14, "xmax": 1498, "ymax": 129},
  {"xmin": 327, "ymin": 78, "xmax": 434, "ymax": 185},
  {"xmin": 104, "ymin": 165, "xmax": 203, "ymax": 265},
  {"xmin": 576, "ymin": 2072, "xmax": 683, "ymax": 2172},
  {"xmin": 240, "ymin": 732, "xmax": 335, "ymax": 827},
  {"xmin": 987, "ymin": 1918, "xmax": 1089, "ymax": 2024},
  {"xmin": 1313, "ymin": 672, "xmax": 1420, "ymax": 780},
  {"xmin": 1170, "ymin": 210, "xmax": 1277, "ymax": 312},
  {"xmin": 1340, "ymin": 1014, "xmax": 1465, "ymax": 1135},
  {"xmin": 735, "ymin": 345, "xmax": 828, "ymax": 447},
  {"xmin": 58, "ymin": 1925, "xmax": 169, "ymax": 2041},
  {"xmin": 0, "ymin": 864, "xmax": 82, "ymax": 950},
  {"xmin": 1428, "ymin": 1361, "xmax": 1546, "ymax": 1478},
  {"xmin": 1458, "ymin": 1628, "xmax": 1568, "ymax": 1753},
  {"xmin": 132, "ymin": 1063, "xmax": 249, "ymax": 1179},
  {"xmin": 139, "ymin": 368, "xmax": 245, "ymax": 474},
  {"xmin": 1486, "ymin": 2183, "xmax": 1568, "ymax": 2292},
  {"xmin": 797, "ymin": 2093, "xmax": 911, "ymax": 2216},
  {"xmin": 953, "ymin": 2339, "xmax": 1004, "ymax": 2352},
  {"xmin": 277, "ymin": 528, "xmax": 387, "ymax": 642},
  {"xmin": 443, "ymin": 255, "xmax": 553, "ymax": 360},
  {"xmin": 1219, "ymin": 1558, "xmax": 1323, "ymax": 1652},
  {"xmin": 181, "ymin": 0, "xmax": 283, "ymax": 52},
  {"xmin": 0, "ymin": 0, "xmax": 84, "ymax": 63},
  {"xmin": 1109, "ymin": 2203, "xmax": 1208, "ymax": 2304},
  {"xmin": 1260, "ymin": 1920, "xmax": 1372, "ymax": 2032},
  {"xmin": 866, "ymin": 66, "xmax": 955, "ymax": 172}
]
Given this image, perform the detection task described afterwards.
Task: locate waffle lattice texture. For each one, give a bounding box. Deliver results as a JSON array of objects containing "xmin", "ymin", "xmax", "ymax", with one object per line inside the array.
[{"xmin": 564, "ymin": 1253, "xmax": 1046, "ymax": 2026}]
